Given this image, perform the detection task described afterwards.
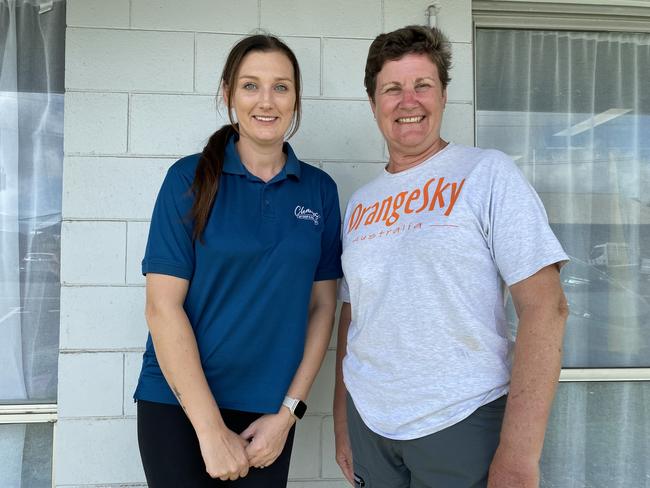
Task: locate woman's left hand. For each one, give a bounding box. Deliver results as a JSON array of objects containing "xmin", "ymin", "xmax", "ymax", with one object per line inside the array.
[{"xmin": 240, "ymin": 409, "xmax": 295, "ymax": 469}]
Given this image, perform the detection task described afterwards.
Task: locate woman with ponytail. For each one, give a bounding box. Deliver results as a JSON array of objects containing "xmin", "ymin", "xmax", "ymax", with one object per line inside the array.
[{"xmin": 134, "ymin": 34, "xmax": 342, "ymax": 487}]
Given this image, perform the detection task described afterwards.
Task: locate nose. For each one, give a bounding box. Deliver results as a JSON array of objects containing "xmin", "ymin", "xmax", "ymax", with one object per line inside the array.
[
  {"xmin": 259, "ymin": 86, "xmax": 273, "ymax": 109},
  {"xmin": 400, "ymin": 88, "xmax": 417, "ymax": 108}
]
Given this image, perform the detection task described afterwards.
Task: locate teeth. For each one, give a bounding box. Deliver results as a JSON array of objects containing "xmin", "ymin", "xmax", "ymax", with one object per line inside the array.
[
  {"xmin": 254, "ymin": 116, "xmax": 276, "ymax": 121},
  {"xmin": 397, "ymin": 116, "xmax": 424, "ymax": 123}
]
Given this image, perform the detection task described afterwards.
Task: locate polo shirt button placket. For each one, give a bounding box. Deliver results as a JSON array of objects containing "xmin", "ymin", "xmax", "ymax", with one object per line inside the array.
[{"xmin": 262, "ymin": 185, "xmax": 275, "ymax": 219}]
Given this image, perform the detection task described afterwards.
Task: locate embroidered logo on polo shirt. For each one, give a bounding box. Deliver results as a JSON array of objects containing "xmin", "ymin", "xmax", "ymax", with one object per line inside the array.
[{"xmin": 294, "ymin": 205, "xmax": 320, "ymax": 225}]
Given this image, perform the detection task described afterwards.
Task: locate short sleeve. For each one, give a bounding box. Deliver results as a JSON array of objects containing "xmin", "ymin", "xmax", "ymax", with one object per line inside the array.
[
  {"xmin": 337, "ymin": 276, "xmax": 350, "ymax": 302},
  {"xmin": 314, "ymin": 176, "xmax": 343, "ymax": 281},
  {"xmin": 487, "ymin": 155, "xmax": 569, "ymax": 286},
  {"xmin": 141, "ymin": 166, "xmax": 195, "ymax": 280}
]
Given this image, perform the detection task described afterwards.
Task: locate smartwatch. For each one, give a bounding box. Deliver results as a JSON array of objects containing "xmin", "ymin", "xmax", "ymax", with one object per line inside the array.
[{"xmin": 282, "ymin": 396, "xmax": 307, "ymax": 420}]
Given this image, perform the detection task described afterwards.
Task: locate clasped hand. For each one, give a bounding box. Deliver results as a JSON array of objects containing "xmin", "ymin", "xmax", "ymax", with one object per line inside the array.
[{"xmin": 199, "ymin": 412, "xmax": 294, "ymax": 481}]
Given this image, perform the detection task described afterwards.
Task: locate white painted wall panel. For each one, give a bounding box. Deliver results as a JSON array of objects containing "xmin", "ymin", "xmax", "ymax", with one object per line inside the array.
[
  {"xmin": 63, "ymin": 157, "xmax": 175, "ymax": 219},
  {"xmin": 129, "ymin": 94, "xmax": 227, "ymax": 155},
  {"xmin": 320, "ymin": 416, "xmax": 340, "ymax": 479},
  {"xmin": 124, "ymin": 352, "xmax": 144, "ymax": 416},
  {"xmin": 447, "ymin": 43, "xmax": 474, "ymax": 103},
  {"xmin": 261, "ymin": 0, "xmax": 382, "ymax": 37},
  {"xmin": 58, "ymin": 353, "xmax": 124, "ymax": 417},
  {"xmin": 63, "ymin": 157, "xmax": 172, "ymax": 220},
  {"xmin": 66, "ymin": 29, "xmax": 194, "ymax": 92},
  {"xmin": 132, "ymin": 0, "xmax": 259, "ymax": 33},
  {"xmin": 64, "ymin": 92, "xmax": 128, "ymax": 155},
  {"xmin": 441, "ymin": 102, "xmax": 475, "ymax": 147},
  {"xmin": 55, "ymin": 419, "xmax": 145, "ymax": 485},
  {"xmin": 292, "ymin": 100, "xmax": 384, "ymax": 161},
  {"xmin": 66, "ymin": 0, "xmax": 130, "ymax": 28},
  {"xmin": 59, "ymin": 286, "xmax": 147, "ymax": 350},
  {"xmin": 61, "ymin": 222, "xmax": 127, "ymax": 285},
  {"xmin": 126, "ymin": 222, "xmax": 150, "ymax": 285},
  {"xmin": 322, "ymin": 38, "xmax": 372, "ymax": 98},
  {"xmin": 288, "ymin": 416, "xmax": 322, "ymax": 479}
]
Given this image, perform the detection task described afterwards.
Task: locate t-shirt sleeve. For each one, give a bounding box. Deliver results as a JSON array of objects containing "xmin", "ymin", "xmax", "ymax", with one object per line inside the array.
[
  {"xmin": 337, "ymin": 275, "xmax": 350, "ymax": 302},
  {"xmin": 141, "ymin": 166, "xmax": 195, "ymax": 280},
  {"xmin": 487, "ymin": 154, "xmax": 569, "ymax": 287},
  {"xmin": 314, "ymin": 176, "xmax": 343, "ymax": 281}
]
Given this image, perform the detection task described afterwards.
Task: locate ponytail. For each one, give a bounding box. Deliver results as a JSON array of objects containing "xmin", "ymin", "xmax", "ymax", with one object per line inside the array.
[{"xmin": 190, "ymin": 124, "xmax": 235, "ymax": 242}]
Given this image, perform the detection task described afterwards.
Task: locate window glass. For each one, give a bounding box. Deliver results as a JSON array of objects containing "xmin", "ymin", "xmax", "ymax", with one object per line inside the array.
[
  {"xmin": 0, "ymin": 0, "xmax": 65, "ymax": 402},
  {"xmin": 476, "ymin": 29, "xmax": 650, "ymax": 367},
  {"xmin": 541, "ymin": 382, "xmax": 650, "ymax": 486},
  {"xmin": 0, "ymin": 423, "xmax": 53, "ymax": 487}
]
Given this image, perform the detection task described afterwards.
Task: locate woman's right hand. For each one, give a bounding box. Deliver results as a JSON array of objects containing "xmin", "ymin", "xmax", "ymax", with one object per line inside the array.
[
  {"xmin": 334, "ymin": 422, "xmax": 354, "ymax": 485},
  {"xmin": 198, "ymin": 427, "xmax": 250, "ymax": 481}
]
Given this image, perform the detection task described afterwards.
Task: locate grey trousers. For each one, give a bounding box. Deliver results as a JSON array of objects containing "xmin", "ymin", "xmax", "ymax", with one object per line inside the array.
[{"xmin": 346, "ymin": 394, "xmax": 505, "ymax": 488}]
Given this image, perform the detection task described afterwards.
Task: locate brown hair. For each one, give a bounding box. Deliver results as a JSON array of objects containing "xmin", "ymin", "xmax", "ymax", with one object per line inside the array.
[
  {"xmin": 190, "ymin": 34, "xmax": 302, "ymax": 241},
  {"xmin": 364, "ymin": 25, "xmax": 451, "ymax": 102}
]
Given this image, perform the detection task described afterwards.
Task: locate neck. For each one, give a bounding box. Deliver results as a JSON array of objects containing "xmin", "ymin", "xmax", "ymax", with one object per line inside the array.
[
  {"xmin": 236, "ymin": 136, "xmax": 286, "ymax": 182},
  {"xmin": 386, "ymin": 138, "xmax": 448, "ymax": 174}
]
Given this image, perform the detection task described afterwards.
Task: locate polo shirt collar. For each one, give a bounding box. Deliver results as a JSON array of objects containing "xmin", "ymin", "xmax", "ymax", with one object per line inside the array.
[{"xmin": 223, "ymin": 132, "xmax": 301, "ymax": 180}]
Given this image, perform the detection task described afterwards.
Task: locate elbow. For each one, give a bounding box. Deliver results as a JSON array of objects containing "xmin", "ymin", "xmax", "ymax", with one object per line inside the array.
[
  {"xmin": 144, "ymin": 299, "xmax": 176, "ymax": 328},
  {"xmin": 557, "ymin": 292, "xmax": 570, "ymax": 322}
]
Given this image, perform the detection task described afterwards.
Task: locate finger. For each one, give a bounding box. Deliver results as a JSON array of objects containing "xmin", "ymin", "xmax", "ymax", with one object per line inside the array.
[
  {"xmin": 343, "ymin": 461, "xmax": 354, "ymax": 485},
  {"xmin": 240, "ymin": 425, "xmax": 256, "ymax": 440}
]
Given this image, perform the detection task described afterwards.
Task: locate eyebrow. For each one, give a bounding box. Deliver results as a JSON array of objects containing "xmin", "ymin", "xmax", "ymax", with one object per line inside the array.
[
  {"xmin": 238, "ymin": 74, "xmax": 294, "ymax": 83},
  {"xmin": 379, "ymin": 77, "xmax": 436, "ymax": 90}
]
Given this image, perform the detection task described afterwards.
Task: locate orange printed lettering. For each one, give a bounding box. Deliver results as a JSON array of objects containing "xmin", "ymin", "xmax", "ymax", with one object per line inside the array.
[
  {"xmin": 346, "ymin": 175, "xmax": 466, "ymax": 233},
  {"xmin": 404, "ymin": 189, "xmax": 421, "ymax": 213}
]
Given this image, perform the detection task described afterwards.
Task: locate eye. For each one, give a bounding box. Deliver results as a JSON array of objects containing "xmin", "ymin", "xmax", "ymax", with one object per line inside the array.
[
  {"xmin": 274, "ymin": 84, "xmax": 289, "ymax": 92},
  {"xmin": 242, "ymin": 82, "xmax": 257, "ymax": 90},
  {"xmin": 415, "ymin": 83, "xmax": 431, "ymax": 91},
  {"xmin": 384, "ymin": 86, "xmax": 400, "ymax": 94}
]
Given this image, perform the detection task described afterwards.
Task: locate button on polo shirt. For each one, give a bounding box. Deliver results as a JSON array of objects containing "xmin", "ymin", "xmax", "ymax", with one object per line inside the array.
[{"xmin": 135, "ymin": 135, "xmax": 343, "ymax": 414}]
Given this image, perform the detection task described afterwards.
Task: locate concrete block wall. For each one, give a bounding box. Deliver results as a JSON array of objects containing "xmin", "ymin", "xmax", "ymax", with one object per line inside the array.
[{"xmin": 58, "ymin": 0, "xmax": 473, "ymax": 486}]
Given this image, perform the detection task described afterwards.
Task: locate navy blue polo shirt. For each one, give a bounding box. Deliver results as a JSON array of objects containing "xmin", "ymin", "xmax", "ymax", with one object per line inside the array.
[{"xmin": 134, "ymin": 136, "xmax": 343, "ymax": 413}]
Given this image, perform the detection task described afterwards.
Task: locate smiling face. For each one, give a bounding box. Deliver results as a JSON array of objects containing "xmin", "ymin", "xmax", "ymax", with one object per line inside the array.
[
  {"xmin": 371, "ymin": 53, "xmax": 447, "ymax": 168},
  {"xmin": 224, "ymin": 50, "xmax": 297, "ymax": 149}
]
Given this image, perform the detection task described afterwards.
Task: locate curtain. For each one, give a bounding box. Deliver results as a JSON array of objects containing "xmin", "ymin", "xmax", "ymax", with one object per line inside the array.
[
  {"xmin": 0, "ymin": 0, "xmax": 64, "ymax": 486},
  {"xmin": 476, "ymin": 28, "xmax": 650, "ymax": 487}
]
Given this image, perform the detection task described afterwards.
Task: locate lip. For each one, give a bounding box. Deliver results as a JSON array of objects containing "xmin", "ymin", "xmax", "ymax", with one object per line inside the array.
[
  {"xmin": 395, "ymin": 115, "xmax": 426, "ymax": 124},
  {"xmin": 253, "ymin": 115, "xmax": 278, "ymax": 123}
]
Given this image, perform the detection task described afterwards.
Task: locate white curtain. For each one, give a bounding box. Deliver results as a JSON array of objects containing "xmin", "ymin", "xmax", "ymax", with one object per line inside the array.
[
  {"xmin": 476, "ymin": 29, "xmax": 650, "ymax": 487},
  {"xmin": 0, "ymin": 0, "xmax": 64, "ymax": 486}
]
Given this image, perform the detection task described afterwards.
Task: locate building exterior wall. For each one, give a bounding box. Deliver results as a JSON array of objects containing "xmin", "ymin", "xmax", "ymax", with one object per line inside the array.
[{"xmin": 57, "ymin": 0, "xmax": 473, "ymax": 486}]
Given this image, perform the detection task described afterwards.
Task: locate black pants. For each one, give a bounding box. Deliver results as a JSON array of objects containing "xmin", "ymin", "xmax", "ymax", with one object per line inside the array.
[{"xmin": 137, "ymin": 400, "xmax": 295, "ymax": 487}]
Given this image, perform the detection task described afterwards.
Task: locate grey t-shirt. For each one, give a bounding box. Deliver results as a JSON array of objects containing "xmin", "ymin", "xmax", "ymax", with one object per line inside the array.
[{"xmin": 339, "ymin": 143, "xmax": 568, "ymax": 440}]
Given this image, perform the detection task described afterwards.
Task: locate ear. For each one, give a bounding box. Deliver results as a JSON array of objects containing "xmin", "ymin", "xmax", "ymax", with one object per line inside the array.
[
  {"xmin": 221, "ymin": 83, "xmax": 230, "ymax": 106},
  {"xmin": 442, "ymin": 88, "xmax": 447, "ymax": 108}
]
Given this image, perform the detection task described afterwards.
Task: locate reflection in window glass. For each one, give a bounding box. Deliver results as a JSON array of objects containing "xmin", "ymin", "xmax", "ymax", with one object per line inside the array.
[
  {"xmin": 0, "ymin": 0, "xmax": 65, "ymax": 402},
  {"xmin": 476, "ymin": 29, "xmax": 650, "ymax": 367},
  {"xmin": 0, "ymin": 423, "xmax": 53, "ymax": 487},
  {"xmin": 541, "ymin": 382, "xmax": 650, "ymax": 487}
]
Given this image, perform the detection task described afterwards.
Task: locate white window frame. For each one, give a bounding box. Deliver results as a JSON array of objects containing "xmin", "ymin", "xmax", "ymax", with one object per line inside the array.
[{"xmin": 472, "ymin": 0, "xmax": 650, "ymax": 383}]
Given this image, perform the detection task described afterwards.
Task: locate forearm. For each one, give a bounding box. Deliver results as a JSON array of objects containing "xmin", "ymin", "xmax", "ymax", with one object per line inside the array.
[
  {"xmin": 333, "ymin": 302, "xmax": 351, "ymax": 433},
  {"xmin": 285, "ymin": 295, "xmax": 336, "ymax": 402},
  {"xmin": 498, "ymin": 307, "xmax": 566, "ymax": 460},
  {"xmin": 146, "ymin": 305, "xmax": 225, "ymax": 435}
]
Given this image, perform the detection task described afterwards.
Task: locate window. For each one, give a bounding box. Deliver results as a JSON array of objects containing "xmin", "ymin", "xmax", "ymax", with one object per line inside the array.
[
  {"xmin": 474, "ymin": 2, "xmax": 650, "ymax": 485},
  {"xmin": 0, "ymin": 0, "xmax": 65, "ymax": 485}
]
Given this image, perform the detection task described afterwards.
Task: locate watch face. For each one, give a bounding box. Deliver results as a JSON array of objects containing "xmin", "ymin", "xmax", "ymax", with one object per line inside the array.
[{"xmin": 294, "ymin": 400, "xmax": 307, "ymax": 419}]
